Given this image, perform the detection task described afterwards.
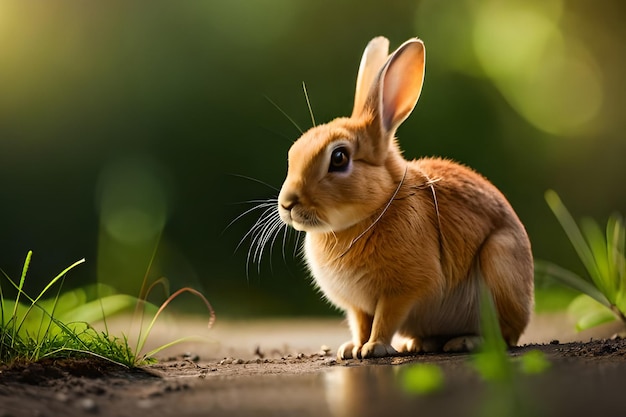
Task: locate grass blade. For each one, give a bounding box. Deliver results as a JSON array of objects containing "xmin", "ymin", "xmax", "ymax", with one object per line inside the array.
[
  {"xmin": 545, "ymin": 190, "xmax": 602, "ymax": 284},
  {"xmin": 607, "ymin": 215, "xmax": 626, "ymax": 307},
  {"xmin": 33, "ymin": 258, "xmax": 86, "ymax": 306},
  {"xmin": 135, "ymin": 287, "xmax": 215, "ymax": 359},
  {"xmin": 535, "ymin": 261, "xmax": 611, "ymax": 309},
  {"xmin": 470, "ymin": 284, "xmax": 510, "ymax": 382},
  {"xmin": 11, "ymin": 251, "xmax": 32, "ymax": 345},
  {"xmin": 568, "ymin": 294, "xmax": 618, "ymax": 331},
  {"xmin": 143, "ymin": 335, "xmax": 208, "ymax": 359},
  {"xmin": 15, "ymin": 257, "xmax": 85, "ymax": 337},
  {"xmin": 580, "ymin": 218, "xmax": 614, "ymax": 298},
  {"xmin": 14, "ymin": 251, "xmax": 32, "ymax": 310},
  {"xmin": 133, "ymin": 276, "xmax": 169, "ymax": 354}
]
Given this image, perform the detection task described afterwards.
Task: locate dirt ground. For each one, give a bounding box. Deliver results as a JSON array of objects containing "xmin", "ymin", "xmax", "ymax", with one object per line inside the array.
[{"xmin": 1, "ymin": 315, "xmax": 625, "ymax": 417}]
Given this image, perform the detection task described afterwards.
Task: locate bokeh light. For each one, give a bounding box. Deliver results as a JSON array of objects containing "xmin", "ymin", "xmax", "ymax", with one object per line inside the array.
[
  {"xmin": 95, "ymin": 156, "xmax": 171, "ymax": 295},
  {"xmin": 417, "ymin": 0, "xmax": 605, "ymax": 136},
  {"xmin": 97, "ymin": 157, "xmax": 170, "ymax": 245}
]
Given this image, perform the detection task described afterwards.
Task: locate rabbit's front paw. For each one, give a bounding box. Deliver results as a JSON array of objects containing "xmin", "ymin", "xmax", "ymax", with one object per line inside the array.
[
  {"xmin": 337, "ymin": 341, "xmax": 360, "ymax": 359},
  {"xmin": 360, "ymin": 341, "xmax": 398, "ymax": 358}
]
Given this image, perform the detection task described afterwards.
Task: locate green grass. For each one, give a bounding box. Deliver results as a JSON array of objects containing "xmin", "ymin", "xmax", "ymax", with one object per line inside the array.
[
  {"xmin": 538, "ymin": 190, "xmax": 626, "ymax": 331},
  {"xmin": 0, "ymin": 251, "xmax": 215, "ymax": 367},
  {"xmin": 468, "ymin": 287, "xmax": 550, "ymax": 417},
  {"xmin": 469, "ymin": 286, "xmax": 550, "ymax": 382}
]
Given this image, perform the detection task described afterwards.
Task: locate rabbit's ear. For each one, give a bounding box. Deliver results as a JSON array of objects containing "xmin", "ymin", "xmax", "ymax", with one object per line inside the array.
[
  {"xmin": 352, "ymin": 37, "xmax": 390, "ymax": 117},
  {"xmin": 376, "ymin": 39, "xmax": 425, "ymax": 134}
]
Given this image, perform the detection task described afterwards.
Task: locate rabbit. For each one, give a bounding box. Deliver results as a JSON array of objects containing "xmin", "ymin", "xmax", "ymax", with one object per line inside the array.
[{"xmin": 276, "ymin": 36, "xmax": 534, "ymax": 359}]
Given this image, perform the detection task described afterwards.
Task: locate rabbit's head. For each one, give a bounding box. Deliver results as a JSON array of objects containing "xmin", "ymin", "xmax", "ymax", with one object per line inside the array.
[{"xmin": 278, "ymin": 37, "xmax": 425, "ymax": 233}]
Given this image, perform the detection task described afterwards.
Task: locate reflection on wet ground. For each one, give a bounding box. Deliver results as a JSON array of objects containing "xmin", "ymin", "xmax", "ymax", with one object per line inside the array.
[
  {"xmin": 323, "ymin": 364, "xmax": 459, "ymax": 417},
  {"xmin": 186, "ymin": 358, "xmax": 626, "ymax": 417}
]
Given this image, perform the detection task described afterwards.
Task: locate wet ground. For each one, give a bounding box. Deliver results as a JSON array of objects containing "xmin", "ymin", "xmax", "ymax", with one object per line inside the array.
[{"xmin": 1, "ymin": 315, "xmax": 625, "ymax": 417}]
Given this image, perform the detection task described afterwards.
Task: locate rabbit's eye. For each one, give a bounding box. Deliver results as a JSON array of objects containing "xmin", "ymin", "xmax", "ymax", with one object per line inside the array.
[{"xmin": 329, "ymin": 147, "xmax": 350, "ymax": 172}]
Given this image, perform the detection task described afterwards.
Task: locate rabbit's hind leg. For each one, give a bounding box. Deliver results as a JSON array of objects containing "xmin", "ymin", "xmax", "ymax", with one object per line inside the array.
[
  {"xmin": 442, "ymin": 335, "xmax": 482, "ymax": 352},
  {"xmin": 479, "ymin": 228, "xmax": 534, "ymax": 346}
]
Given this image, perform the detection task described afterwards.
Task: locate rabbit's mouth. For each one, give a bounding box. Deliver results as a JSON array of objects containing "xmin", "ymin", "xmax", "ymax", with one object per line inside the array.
[{"xmin": 279, "ymin": 205, "xmax": 331, "ymax": 233}]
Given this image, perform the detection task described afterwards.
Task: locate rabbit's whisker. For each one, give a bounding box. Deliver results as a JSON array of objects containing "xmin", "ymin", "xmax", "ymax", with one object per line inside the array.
[
  {"xmin": 235, "ymin": 193, "xmax": 303, "ymax": 278},
  {"xmin": 235, "ymin": 203, "xmax": 278, "ymax": 252},
  {"xmin": 244, "ymin": 206, "xmax": 279, "ymax": 278},
  {"xmin": 281, "ymin": 224, "xmax": 297, "ymax": 265},
  {"xmin": 292, "ymin": 229, "xmax": 304, "ymax": 259},
  {"xmin": 241, "ymin": 206, "xmax": 278, "ymax": 272},
  {"xmin": 252, "ymin": 212, "xmax": 283, "ymax": 270},
  {"xmin": 302, "ymin": 81, "xmax": 316, "ymax": 127},
  {"xmin": 265, "ymin": 95, "xmax": 303, "ymax": 135},
  {"xmin": 226, "ymin": 200, "xmax": 277, "ymax": 235},
  {"xmin": 258, "ymin": 215, "xmax": 284, "ymax": 264},
  {"xmin": 228, "ymin": 174, "xmax": 280, "ymax": 192}
]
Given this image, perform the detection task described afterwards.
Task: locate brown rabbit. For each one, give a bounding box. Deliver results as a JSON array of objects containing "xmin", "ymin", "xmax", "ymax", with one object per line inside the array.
[{"xmin": 277, "ymin": 36, "xmax": 533, "ymax": 359}]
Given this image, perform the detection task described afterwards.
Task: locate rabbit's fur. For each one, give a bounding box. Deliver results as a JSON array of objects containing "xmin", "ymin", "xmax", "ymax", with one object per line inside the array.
[{"xmin": 277, "ymin": 37, "xmax": 533, "ymax": 359}]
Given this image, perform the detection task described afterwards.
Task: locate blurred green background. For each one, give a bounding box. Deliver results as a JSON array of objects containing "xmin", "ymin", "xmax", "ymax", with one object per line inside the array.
[{"xmin": 0, "ymin": 0, "xmax": 624, "ymax": 317}]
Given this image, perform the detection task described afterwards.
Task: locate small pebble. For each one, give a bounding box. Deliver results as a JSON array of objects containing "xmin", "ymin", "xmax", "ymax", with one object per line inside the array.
[
  {"xmin": 318, "ymin": 345, "xmax": 333, "ymax": 357},
  {"xmin": 324, "ymin": 358, "xmax": 337, "ymax": 366},
  {"xmin": 234, "ymin": 358, "xmax": 245, "ymax": 364},
  {"xmin": 550, "ymin": 340, "xmax": 560, "ymax": 345},
  {"xmin": 55, "ymin": 393, "xmax": 69, "ymax": 403},
  {"xmin": 296, "ymin": 353, "xmax": 305, "ymax": 359},
  {"xmin": 183, "ymin": 352, "xmax": 200, "ymax": 362},
  {"xmin": 220, "ymin": 358, "xmax": 234, "ymax": 365},
  {"xmin": 77, "ymin": 398, "xmax": 98, "ymax": 413}
]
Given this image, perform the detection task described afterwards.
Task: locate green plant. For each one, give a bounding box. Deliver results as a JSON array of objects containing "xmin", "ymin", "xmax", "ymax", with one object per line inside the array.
[
  {"xmin": 1, "ymin": 251, "xmax": 215, "ymax": 367},
  {"xmin": 0, "ymin": 251, "xmax": 139, "ymax": 365},
  {"xmin": 540, "ymin": 190, "xmax": 626, "ymax": 331},
  {"xmin": 131, "ymin": 281, "xmax": 215, "ymax": 364},
  {"xmin": 470, "ymin": 286, "xmax": 550, "ymax": 383},
  {"xmin": 470, "ymin": 286, "xmax": 513, "ymax": 382},
  {"xmin": 468, "ymin": 286, "xmax": 550, "ymax": 417},
  {"xmin": 401, "ymin": 363, "xmax": 445, "ymax": 395},
  {"xmin": 2, "ymin": 251, "xmax": 77, "ymax": 361}
]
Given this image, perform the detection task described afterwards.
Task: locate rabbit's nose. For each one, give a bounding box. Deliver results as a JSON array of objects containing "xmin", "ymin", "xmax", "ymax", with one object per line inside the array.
[{"xmin": 280, "ymin": 193, "xmax": 299, "ymax": 211}]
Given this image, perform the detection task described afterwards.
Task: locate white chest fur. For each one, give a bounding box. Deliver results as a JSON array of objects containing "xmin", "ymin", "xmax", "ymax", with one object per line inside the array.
[{"xmin": 303, "ymin": 234, "xmax": 377, "ymax": 314}]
